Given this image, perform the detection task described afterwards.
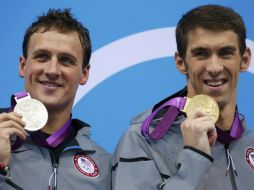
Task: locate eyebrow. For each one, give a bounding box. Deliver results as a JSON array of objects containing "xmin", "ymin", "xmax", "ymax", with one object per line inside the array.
[
  {"xmin": 32, "ymin": 49, "xmax": 78, "ymax": 62},
  {"xmin": 190, "ymin": 46, "xmax": 237, "ymax": 53},
  {"xmin": 32, "ymin": 49, "xmax": 50, "ymax": 55},
  {"xmin": 219, "ymin": 46, "xmax": 237, "ymax": 52},
  {"xmin": 190, "ymin": 47, "xmax": 208, "ymax": 54}
]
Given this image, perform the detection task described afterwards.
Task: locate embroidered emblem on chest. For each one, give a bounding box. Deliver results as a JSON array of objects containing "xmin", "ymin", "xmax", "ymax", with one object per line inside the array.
[
  {"xmin": 246, "ymin": 147, "xmax": 254, "ymax": 171},
  {"xmin": 73, "ymin": 155, "xmax": 99, "ymax": 177}
]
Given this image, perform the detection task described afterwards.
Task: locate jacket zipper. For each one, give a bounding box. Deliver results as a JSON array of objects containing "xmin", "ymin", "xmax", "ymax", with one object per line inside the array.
[
  {"xmin": 224, "ymin": 144, "xmax": 237, "ymax": 190},
  {"xmin": 47, "ymin": 145, "xmax": 94, "ymax": 190},
  {"xmin": 48, "ymin": 150, "xmax": 59, "ymax": 190}
]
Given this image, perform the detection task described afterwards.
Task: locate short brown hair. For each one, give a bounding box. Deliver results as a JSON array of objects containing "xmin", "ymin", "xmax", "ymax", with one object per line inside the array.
[
  {"xmin": 22, "ymin": 8, "xmax": 91, "ymax": 68},
  {"xmin": 176, "ymin": 4, "xmax": 246, "ymax": 59}
]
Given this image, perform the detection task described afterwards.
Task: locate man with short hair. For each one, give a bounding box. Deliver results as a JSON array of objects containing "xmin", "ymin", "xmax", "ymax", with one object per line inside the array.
[
  {"xmin": 0, "ymin": 9, "xmax": 111, "ymax": 190},
  {"xmin": 112, "ymin": 4, "xmax": 253, "ymax": 189}
]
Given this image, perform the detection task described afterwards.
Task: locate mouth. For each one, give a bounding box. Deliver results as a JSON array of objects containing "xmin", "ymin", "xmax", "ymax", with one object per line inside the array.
[
  {"xmin": 204, "ymin": 79, "xmax": 227, "ymax": 88},
  {"xmin": 39, "ymin": 81, "xmax": 63, "ymax": 88}
]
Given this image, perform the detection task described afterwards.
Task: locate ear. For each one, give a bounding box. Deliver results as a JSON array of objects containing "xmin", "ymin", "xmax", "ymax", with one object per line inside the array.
[
  {"xmin": 240, "ymin": 47, "xmax": 251, "ymax": 72},
  {"xmin": 175, "ymin": 52, "xmax": 187, "ymax": 74},
  {"xmin": 19, "ymin": 56, "xmax": 26, "ymax": 78},
  {"xmin": 79, "ymin": 64, "xmax": 90, "ymax": 85}
]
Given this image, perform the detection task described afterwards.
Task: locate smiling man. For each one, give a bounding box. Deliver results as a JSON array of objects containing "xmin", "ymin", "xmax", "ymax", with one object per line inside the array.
[
  {"xmin": 0, "ymin": 9, "xmax": 111, "ymax": 190},
  {"xmin": 112, "ymin": 4, "xmax": 253, "ymax": 190}
]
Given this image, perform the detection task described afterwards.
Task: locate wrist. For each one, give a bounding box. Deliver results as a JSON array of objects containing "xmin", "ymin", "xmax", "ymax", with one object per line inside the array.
[{"xmin": 184, "ymin": 146, "xmax": 214, "ymax": 162}]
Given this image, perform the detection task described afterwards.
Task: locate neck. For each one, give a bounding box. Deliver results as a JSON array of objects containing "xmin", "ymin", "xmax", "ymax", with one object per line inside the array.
[
  {"xmin": 41, "ymin": 109, "xmax": 71, "ymax": 134},
  {"xmin": 216, "ymin": 103, "xmax": 236, "ymax": 131}
]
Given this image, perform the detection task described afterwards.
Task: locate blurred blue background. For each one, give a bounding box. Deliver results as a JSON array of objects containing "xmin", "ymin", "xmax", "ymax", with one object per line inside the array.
[{"xmin": 1, "ymin": 0, "xmax": 253, "ymax": 152}]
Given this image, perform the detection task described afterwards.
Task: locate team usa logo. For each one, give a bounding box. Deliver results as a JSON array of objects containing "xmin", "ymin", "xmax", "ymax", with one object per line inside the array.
[
  {"xmin": 73, "ymin": 155, "xmax": 99, "ymax": 177},
  {"xmin": 246, "ymin": 147, "xmax": 254, "ymax": 171}
]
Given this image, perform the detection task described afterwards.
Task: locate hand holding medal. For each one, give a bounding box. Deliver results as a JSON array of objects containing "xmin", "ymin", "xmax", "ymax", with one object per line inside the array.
[
  {"xmin": 9, "ymin": 92, "xmax": 48, "ymax": 150},
  {"xmin": 180, "ymin": 94, "xmax": 219, "ymax": 155},
  {"xmin": 0, "ymin": 92, "xmax": 46, "ymax": 165},
  {"xmin": 141, "ymin": 93, "xmax": 220, "ymax": 151}
]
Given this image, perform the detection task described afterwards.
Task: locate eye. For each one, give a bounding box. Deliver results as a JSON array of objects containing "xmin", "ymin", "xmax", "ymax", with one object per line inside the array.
[
  {"xmin": 193, "ymin": 50, "xmax": 209, "ymax": 59},
  {"xmin": 34, "ymin": 53, "xmax": 50, "ymax": 62},
  {"xmin": 59, "ymin": 56, "xmax": 75, "ymax": 66},
  {"xmin": 219, "ymin": 49, "xmax": 235, "ymax": 58}
]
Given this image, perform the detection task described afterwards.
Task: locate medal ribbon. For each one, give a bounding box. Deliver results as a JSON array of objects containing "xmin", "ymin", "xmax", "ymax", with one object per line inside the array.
[
  {"xmin": 141, "ymin": 97, "xmax": 186, "ymax": 140},
  {"xmin": 30, "ymin": 118, "xmax": 72, "ymax": 148},
  {"xmin": 216, "ymin": 111, "xmax": 244, "ymax": 144},
  {"xmin": 11, "ymin": 92, "xmax": 30, "ymax": 108},
  {"xmin": 141, "ymin": 97, "xmax": 244, "ymax": 144}
]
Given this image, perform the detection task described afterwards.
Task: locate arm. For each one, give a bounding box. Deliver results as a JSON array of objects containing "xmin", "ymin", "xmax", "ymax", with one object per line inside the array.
[
  {"xmin": 112, "ymin": 110, "xmax": 216, "ymax": 190},
  {"xmin": 0, "ymin": 112, "xmax": 26, "ymax": 166},
  {"xmin": 112, "ymin": 125, "xmax": 164, "ymax": 190},
  {"xmin": 0, "ymin": 112, "xmax": 26, "ymax": 188},
  {"xmin": 160, "ymin": 147, "xmax": 213, "ymax": 189}
]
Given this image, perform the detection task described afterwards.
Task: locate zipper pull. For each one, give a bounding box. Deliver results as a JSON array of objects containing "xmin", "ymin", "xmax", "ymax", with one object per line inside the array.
[
  {"xmin": 224, "ymin": 145, "xmax": 237, "ymax": 176},
  {"xmin": 48, "ymin": 163, "xmax": 58, "ymax": 190},
  {"xmin": 225, "ymin": 148, "xmax": 230, "ymax": 176}
]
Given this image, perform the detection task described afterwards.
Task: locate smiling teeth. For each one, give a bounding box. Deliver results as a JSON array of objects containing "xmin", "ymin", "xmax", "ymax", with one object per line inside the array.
[
  {"xmin": 206, "ymin": 81, "xmax": 223, "ymax": 87},
  {"xmin": 43, "ymin": 82, "xmax": 59, "ymax": 87}
]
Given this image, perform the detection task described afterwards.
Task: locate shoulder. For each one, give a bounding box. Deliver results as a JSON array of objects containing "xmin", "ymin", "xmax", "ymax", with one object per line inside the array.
[
  {"xmin": 130, "ymin": 109, "xmax": 153, "ymax": 125},
  {"xmin": 113, "ymin": 109, "xmax": 153, "ymax": 159},
  {"xmin": 122, "ymin": 108, "xmax": 153, "ymax": 143},
  {"xmin": 73, "ymin": 118, "xmax": 111, "ymax": 158},
  {"xmin": 240, "ymin": 114, "xmax": 254, "ymax": 137},
  {"xmin": 243, "ymin": 127, "xmax": 254, "ymax": 140},
  {"xmin": 234, "ymin": 114, "xmax": 254, "ymax": 145}
]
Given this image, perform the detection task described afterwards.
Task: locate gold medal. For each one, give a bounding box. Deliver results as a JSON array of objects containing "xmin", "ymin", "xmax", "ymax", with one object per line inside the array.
[{"xmin": 182, "ymin": 94, "xmax": 219, "ymax": 123}]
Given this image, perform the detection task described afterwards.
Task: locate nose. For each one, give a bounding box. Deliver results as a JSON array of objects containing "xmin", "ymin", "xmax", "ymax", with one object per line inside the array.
[
  {"xmin": 206, "ymin": 56, "xmax": 223, "ymax": 76},
  {"xmin": 44, "ymin": 57, "xmax": 60, "ymax": 79}
]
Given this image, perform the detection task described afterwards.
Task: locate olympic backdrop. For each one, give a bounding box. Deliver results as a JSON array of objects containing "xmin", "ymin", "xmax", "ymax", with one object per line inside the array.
[{"xmin": 1, "ymin": 0, "xmax": 254, "ymax": 152}]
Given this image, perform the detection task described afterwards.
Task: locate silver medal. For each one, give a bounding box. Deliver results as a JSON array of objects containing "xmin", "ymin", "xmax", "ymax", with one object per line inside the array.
[{"xmin": 14, "ymin": 98, "xmax": 48, "ymax": 131}]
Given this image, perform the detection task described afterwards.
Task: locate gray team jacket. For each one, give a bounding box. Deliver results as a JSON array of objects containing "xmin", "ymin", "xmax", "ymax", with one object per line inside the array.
[
  {"xmin": 112, "ymin": 109, "xmax": 254, "ymax": 190},
  {"xmin": 0, "ymin": 109, "xmax": 111, "ymax": 190}
]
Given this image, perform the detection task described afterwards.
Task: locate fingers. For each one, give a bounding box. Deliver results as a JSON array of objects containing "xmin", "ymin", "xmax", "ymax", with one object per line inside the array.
[
  {"xmin": 208, "ymin": 128, "xmax": 217, "ymax": 146},
  {"xmin": 0, "ymin": 112, "xmax": 27, "ymax": 140},
  {"xmin": 0, "ymin": 112, "xmax": 28, "ymax": 165},
  {"xmin": 180, "ymin": 109, "xmax": 217, "ymax": 155},
  {"xmin": 188, "ymin": 109, "xmax": 210, "ymax": 120},
  {"xmin": 0, "ymin": 112, "xmax": 26, "ymax": 126},
  {"xmin": 0, "ymin": 121, "xmax": 27, "ymax": 140}
]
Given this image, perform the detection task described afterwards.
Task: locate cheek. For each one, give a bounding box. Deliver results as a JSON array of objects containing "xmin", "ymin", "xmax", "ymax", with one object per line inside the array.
[
  {"xmin": 25, "ymin": 67, "xmax": 36, "ymax": 79},
  {"xmin": 64, "ymin": 70, "xmax": 83, "ymax": 85},
  {"xmin": 24, "ymin": 65, "xmax": 42, "ymax": 82},
  {"xmin": 187, "ymin": 66, "xmax": 200, "ymax": 78},
  {"xmin": 226, "ymin": 65, "xmax": 239, "ymax": 80},
  {"xmin": 187, "ymin": 68, "xmax": 205, "ymax": 86}
]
